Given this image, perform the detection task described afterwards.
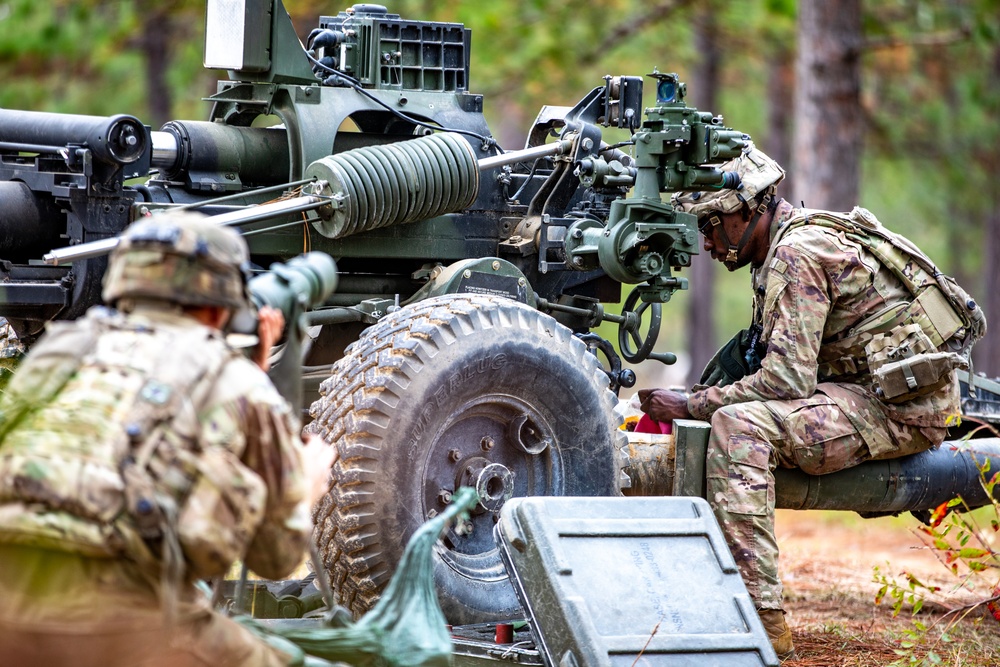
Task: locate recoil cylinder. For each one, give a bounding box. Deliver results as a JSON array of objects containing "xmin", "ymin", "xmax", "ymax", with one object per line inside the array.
[{"xmin": 305, "ymin": 132, "xmax": 480, "ymax": 239}]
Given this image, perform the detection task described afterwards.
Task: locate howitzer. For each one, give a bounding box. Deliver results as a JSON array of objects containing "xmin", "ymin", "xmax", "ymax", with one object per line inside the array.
[
  {"xmin": 0, "ymin": 0, "xmax": 750, "ymax": 624},
  {"xmin": 1, "ymin": 1, "xmax": 998, "ymax": 636}
]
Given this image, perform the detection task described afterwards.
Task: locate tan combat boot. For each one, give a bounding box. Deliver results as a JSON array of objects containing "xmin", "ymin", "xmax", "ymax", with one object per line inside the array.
[{"xmin": 758, "ymin": 609, "xmax": 797, "ymax": 663}]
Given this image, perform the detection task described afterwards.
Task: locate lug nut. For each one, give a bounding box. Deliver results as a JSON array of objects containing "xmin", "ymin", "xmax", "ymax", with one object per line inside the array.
[
  {"xmin": 481, "ymin": 436, "xmax": 495, "ymax": 451},
  {"xmin": 448, "ymin": 448, "xmax": 461, "ymax": 462}
]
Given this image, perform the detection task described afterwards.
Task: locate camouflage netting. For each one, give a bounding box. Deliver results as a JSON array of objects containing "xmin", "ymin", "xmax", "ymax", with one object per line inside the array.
[{"xmin": 239, "ymin": 487, "xmax": 480, "ymax": 667}]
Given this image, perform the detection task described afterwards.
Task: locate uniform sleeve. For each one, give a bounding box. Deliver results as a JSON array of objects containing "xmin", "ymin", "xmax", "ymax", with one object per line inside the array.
[
  {"xmin": 688, "ymin": 241, "xmax": 834, "ymax": 419},
  {"xmin": 238, "ymin": 391, "xmax": 311, "ymax": 580},
  {"xmin": 201, "ymin": 361, "xmax": 311, "ymax": 580}
]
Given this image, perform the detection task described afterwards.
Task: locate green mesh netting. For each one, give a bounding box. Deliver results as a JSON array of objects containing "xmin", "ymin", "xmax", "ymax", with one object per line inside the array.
[{"xmin": 238, "ymin": 487, "xmax": 480, "ymax": 667}]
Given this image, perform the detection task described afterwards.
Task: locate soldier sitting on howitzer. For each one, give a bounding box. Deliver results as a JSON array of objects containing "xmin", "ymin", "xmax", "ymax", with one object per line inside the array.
[
  {"xmin": 0, "ymin": 212, "xmax": 334, "ymax": 667},
  {"xmin": 638, "ymin": 144, "xmax": 986, "ymax": 662}
]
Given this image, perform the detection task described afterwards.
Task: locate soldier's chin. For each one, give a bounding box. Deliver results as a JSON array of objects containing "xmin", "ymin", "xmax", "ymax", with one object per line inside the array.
[{"xmin": 723, "ymin": 253, "xmax": 753, "ymax": 272}]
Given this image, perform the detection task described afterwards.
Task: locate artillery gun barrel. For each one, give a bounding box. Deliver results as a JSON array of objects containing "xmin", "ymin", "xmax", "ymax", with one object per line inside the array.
[
  {"xmin": 41, "ymin": 133, "xmax": 585, "ymax": 263},
  {"xmin": 42, "ymin": 195, "xmax": 330, "ymax": 266},
  {"xmin": 151, "ymin": 121, "xmax": 290, "ymax": 186},
  {"xmin": 0, "ymin": 109, "xmax": 147, "ymax": 165},
  {"xmin": 774, "ymin": 438, "xmax": 1000, "ymax": 513}
]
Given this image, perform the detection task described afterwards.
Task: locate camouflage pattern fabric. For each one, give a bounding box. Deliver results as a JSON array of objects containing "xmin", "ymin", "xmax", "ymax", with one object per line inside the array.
[
  {"xmin": 102, "ymin": 212, "xmax": 251, "ymax": 310},
  {"xmin": 688, "ymin": 201, "xmax": 960, "ymax": 610},
  {"xmin": 706, "ymin": 393, "xmax": 941, "ymax": 609},
  {"xmin": 0, "ymin": 303, "xmax": 309, "ymax": 667},
  {"xmin": 673, "ymin": 141, "xmax": 785, "ymax": 218},
  {"xmin": 0, "ymin": 543, "xmax": 290, "ymax": 667}
]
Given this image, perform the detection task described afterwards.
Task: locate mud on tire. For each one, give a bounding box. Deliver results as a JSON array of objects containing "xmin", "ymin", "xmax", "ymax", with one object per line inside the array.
[{"xmin": 308, "ymin": 294, "xmax": 622, "ymax": 624}]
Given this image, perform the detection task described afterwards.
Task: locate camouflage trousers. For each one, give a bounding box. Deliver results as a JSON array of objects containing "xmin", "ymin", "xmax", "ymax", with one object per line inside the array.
[
  {"xmin": 0, "ymin": 544, "xmax": 292, "ymax": 667},
  {"xmin": 705, "ymin": 386, "xmax": 943, "ymax": 611}
]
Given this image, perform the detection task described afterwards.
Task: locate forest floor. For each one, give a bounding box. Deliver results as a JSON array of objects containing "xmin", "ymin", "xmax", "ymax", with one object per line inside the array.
[{"xmin": 776, "ymin": 509, "xmax": 1000, "ymax": 666}]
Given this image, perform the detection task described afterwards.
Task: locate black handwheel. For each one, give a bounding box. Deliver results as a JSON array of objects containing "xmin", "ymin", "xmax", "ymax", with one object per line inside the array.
[
  {"xmin": 308, "ymin": 294, "xmax": 623, "ymax": 624},
  {"xmin": 577, "ymin": 333, "xmax": 635, "ymax": 394},
  {"xmin": 617, "ymin": 286, "xmax": 662, "ymax": 363}
]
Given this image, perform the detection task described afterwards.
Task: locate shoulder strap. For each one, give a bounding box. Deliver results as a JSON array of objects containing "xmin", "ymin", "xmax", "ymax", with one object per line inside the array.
[{"xmin": 768, "ymin": 207, "xmax": 985, "ymax": 351}]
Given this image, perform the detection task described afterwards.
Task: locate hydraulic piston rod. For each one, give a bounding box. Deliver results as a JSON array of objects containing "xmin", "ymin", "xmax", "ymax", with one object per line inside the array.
[
  {"xmin": 477, "ymin": 140, "xmax": 573, "ymax": 171},
  {"xmin": 44, "ymin": 134, "xmax": 580, "ymax": 262},
  {"xmin": 42, "ymin": 195, "xmax": 330, "ymax": 266}
]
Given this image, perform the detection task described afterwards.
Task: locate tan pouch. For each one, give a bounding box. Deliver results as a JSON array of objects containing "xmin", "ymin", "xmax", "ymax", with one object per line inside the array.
[
  {"xmin": 176, "ymin": 445, "xmax": 267, "ymax": 579},
  {"xmin": 872, "ymin": 351, "xmax": 966, "ymax": 402},
  {"xmin": 866, "ymin": 323, "xmax": 965, "ymax": 402}
]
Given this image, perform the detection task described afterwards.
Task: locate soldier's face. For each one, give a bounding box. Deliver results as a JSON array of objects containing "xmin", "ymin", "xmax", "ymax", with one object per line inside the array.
[{"xmin": 699, "ymin": 211, "xmax": 748, "ymax": 269}]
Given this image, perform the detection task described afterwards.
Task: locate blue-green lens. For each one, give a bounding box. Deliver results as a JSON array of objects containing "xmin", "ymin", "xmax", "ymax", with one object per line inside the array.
[{"xmin": 657, "ymin": 80, "xmax": 676, "ymax": 103}]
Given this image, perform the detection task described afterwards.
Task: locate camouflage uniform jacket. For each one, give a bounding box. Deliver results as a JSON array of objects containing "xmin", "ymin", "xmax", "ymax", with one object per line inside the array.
[
  {"xmin": 688, "ymin": 201, "xmax": 960, "ymax": 457},
  {"xmin": 0, "ymin": 304, "xmax": 310, "ymax": 582}
]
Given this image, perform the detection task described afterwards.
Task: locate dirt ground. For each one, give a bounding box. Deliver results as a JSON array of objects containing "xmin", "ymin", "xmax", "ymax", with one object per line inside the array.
[{"xmin": 775, "ymin": 509, "xmax": 1000, "ymax": 666}]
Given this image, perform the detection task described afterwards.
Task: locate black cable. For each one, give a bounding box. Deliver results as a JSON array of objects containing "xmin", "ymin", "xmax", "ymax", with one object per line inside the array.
[
  {"xmin": 509, "ymin": 157, "xmax": 544, "ymax": 203},
  {"xmin": 303, "ymin": 49, "xmax": 503, "ymax": 154},
  {"xmin": 602, "ymin": 139, "xmax": 636, "ymax": 152}
]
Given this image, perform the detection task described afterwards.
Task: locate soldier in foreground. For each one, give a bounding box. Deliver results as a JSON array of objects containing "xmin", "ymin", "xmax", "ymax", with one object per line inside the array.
[
  {"xmin": 0, "ymin": 212, "xmax": 334, "ymax": 666},
  {"xmin": 638, "ymin": 145, "xmax": 984, "ymax": 661}
]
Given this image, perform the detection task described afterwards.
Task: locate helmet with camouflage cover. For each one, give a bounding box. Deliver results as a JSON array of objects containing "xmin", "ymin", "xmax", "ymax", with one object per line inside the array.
[
  {"xmin": 672, "ymin": 142, "xmax": 785, "ymax": 269},
  {"xmin": 102, "ymin": 211, "xmax": 250, "ymax": 310},
  {"xmin": 672, "ymin": 142, "xmax": 785, "ymax": 219}
]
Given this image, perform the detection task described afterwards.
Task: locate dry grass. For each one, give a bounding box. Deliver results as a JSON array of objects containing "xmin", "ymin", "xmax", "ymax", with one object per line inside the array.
[{"xmin": 776, "ymin": 509, "xmax": 1000, "ymax": 666}]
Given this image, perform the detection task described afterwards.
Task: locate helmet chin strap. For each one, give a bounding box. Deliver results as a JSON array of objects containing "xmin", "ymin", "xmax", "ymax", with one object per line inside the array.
[{"xmin": 708, "ymin": 191, "xmax": 773, "ymax": 270}]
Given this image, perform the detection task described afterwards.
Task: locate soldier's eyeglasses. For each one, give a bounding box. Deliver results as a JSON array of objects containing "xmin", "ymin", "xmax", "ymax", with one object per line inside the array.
[{"xmin": 697, "ymin": 214, "xmax": 721, "ymax": 236}]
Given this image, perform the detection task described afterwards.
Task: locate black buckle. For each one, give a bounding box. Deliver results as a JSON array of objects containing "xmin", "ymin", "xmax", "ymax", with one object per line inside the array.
[{"xmin": 698, "ymin": 213, "xmax": 722, "ymax": 235}]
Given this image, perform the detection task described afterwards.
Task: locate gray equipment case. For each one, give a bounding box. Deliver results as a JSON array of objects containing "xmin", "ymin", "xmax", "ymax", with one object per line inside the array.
[{"xmin": 496, "ymin": 496, "xmax": 779, "ymax": 666}]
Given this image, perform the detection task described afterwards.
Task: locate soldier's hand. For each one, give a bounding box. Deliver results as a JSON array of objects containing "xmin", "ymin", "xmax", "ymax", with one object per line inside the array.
[
  {"xmin": 254, "ymin": 306, "xmax": 285, "ymax": 371},
  {"xmin": 300, "ymin": 432, "xmax": 338, "ymax": 507},
  {"xmin": 637, "ymin": 388, "xmax": 692, "ymax": 423}
]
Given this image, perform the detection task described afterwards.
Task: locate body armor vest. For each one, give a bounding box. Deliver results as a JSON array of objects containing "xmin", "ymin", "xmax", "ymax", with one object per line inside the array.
[
  {"xmin": 0, "ymin": 307, "xmax": 266, "ymax": 582},
  {"xmin": 755, "ymin": 207, "xmax": 986, "ymax": 402}
]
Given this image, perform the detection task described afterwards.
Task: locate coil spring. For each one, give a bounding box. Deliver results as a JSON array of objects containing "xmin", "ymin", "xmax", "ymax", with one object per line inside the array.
[{"xmin": 305, "ymin": 132, "xmax": 480, "ymax": 239}]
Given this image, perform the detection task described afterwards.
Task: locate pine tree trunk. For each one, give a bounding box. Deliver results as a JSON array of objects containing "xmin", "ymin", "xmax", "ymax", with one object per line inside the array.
[
  {"xmin": 975, "ymin": 43, "xmax": 1000, "ymax": 378},
  {"xmin": 142, "ymin": 9, "xmax": 173, "ymax": 127},
  {"xmin": 684, "ymin": 5, "xmax": 721, "ymax": 388},
  {"xmin": 765, "ymin": 42, "xmax": 795, "ymax": 203},
  {"xmin": 792, "ymin": 0, "xmax": 862, "ymax": 210}
]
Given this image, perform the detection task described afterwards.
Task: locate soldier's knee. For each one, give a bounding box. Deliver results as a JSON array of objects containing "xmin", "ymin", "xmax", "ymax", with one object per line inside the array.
[{"xmin": 709, "ymin": 403, "xmax": 770, "ymax": 442}]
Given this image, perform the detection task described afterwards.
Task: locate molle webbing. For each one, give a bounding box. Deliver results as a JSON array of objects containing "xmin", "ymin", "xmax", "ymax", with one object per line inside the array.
[
  {"xmin": 771, "ymin": 208, "xmax": 981, "ymax": 382},
  {"xmin": 0, "ymin": 311, "xmax": 231, "ymax": 561}
]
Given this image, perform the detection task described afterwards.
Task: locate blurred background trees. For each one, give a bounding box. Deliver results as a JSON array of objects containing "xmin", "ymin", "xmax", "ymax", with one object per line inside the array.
[{"xmin": 0, "ymin": 0, "xmax": 996, "ymax": 379}]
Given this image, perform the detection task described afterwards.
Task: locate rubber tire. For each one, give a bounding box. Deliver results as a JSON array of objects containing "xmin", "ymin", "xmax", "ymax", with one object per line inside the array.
[{"xmin": 308, "ymin": 294, "xmax": 622, "ymax": 624}]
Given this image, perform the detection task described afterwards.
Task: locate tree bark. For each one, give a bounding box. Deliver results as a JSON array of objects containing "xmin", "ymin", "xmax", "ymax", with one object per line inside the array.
[
  {"xmin": 974, "ymin": 41, "xmax": 1000, "ymax": 378},
  {"xmin": 684, "ymin": 4, "xmax": 720, "ymax": 388},
  {"xmin": 141, "ymin": 8, "xmax": 173, "ymax": 126},
  {"xmin": 792, "ymin": 0, "xmax": 863, "ymax": 209},
  {"xmin": 765, "ymin": 42, "xmax": 795, "ymax": 203}
]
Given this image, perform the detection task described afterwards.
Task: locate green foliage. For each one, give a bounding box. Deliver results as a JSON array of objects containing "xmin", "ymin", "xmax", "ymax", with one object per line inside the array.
[{"xmin": 873, "ymin": 447, "xmax": 1000, "ymax": 664}]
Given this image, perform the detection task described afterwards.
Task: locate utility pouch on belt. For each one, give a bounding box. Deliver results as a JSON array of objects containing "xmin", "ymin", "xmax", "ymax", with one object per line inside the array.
[{"xmin": 865, "ymin": 323, "xmax": 967, "ymax": 402}]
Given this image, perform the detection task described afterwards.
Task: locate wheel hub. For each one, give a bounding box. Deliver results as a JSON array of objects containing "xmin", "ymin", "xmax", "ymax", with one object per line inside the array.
[{"xmin": 458, "ymin": 458, "xmax": 515, "ymax": 513}]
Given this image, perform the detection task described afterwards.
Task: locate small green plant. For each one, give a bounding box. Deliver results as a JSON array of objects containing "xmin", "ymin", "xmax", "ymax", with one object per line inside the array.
[{"xmin": 873, "ymin": 424, "xmax": 1000, "ymax": 665}]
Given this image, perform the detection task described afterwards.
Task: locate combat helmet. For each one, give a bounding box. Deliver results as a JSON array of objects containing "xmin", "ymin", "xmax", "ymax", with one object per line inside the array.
[
  {"xmin": 102, "ymin": 211, "xmax": 250, "ymax": 310},
  {"xmin": 673, "ymin": 142, "xmax": 785, "ymax": 268}
]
